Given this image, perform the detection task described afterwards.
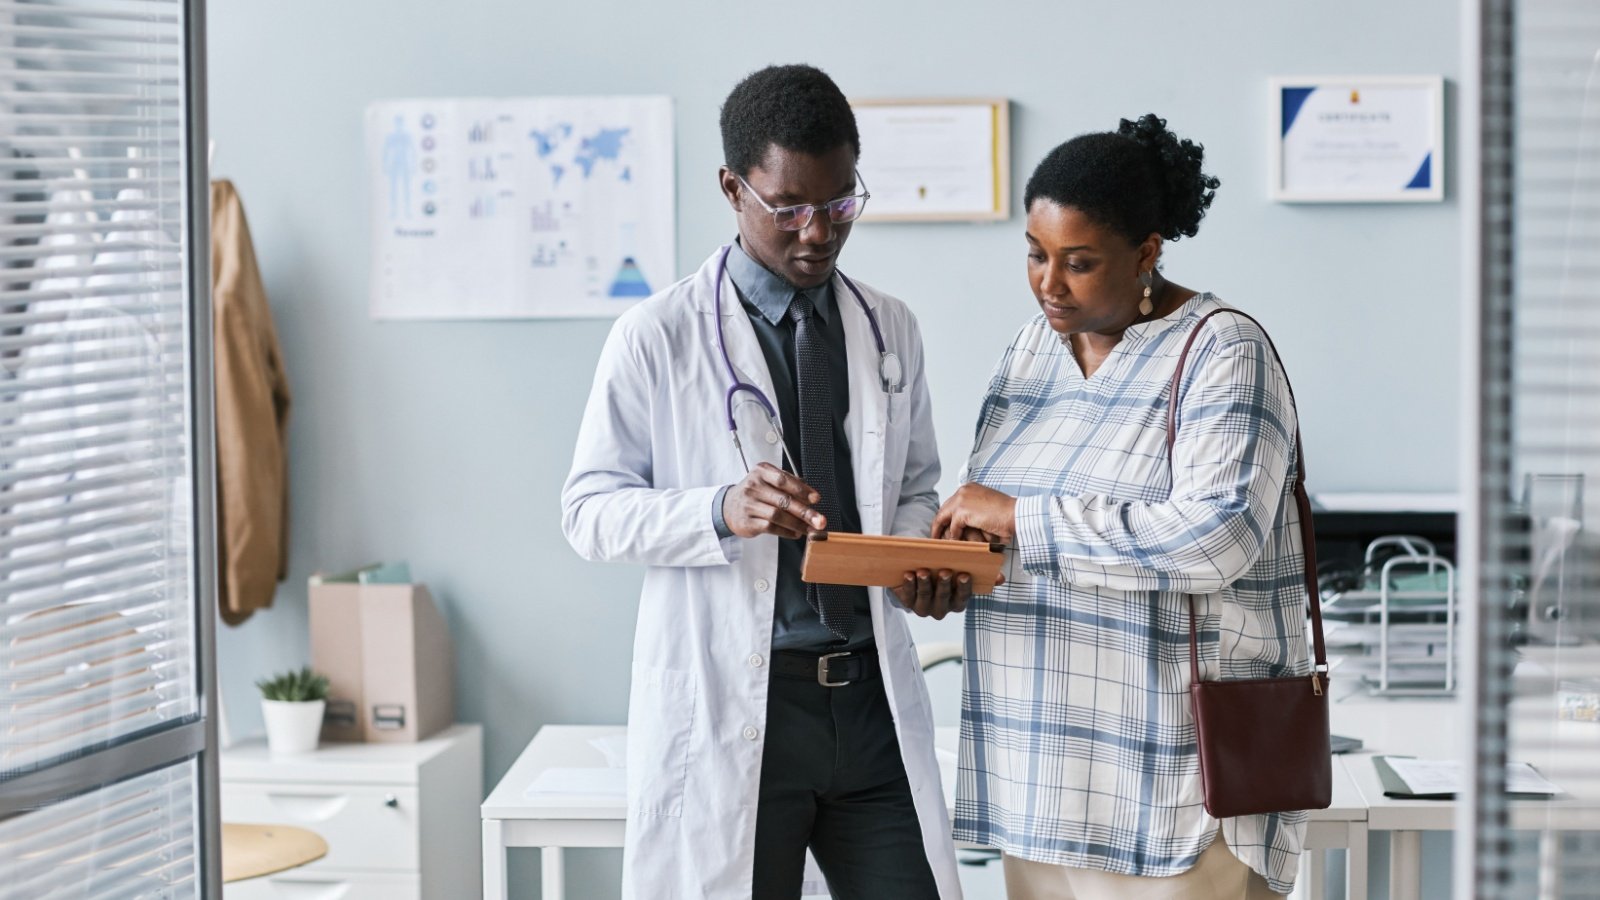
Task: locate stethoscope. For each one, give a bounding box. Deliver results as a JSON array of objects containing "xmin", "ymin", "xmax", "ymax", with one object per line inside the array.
[{"xmin": 712, "ymin": 244, "xmax": 903, "ymax": 472}]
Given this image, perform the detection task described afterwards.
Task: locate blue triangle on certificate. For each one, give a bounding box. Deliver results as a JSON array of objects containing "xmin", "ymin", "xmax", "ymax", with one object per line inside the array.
[
  {"xmin": 1281, "ymin": 87, "xmax": 1315, "ymax": 136},
  {"xmin": 1405, "ymin": 153, "xmax": 1433, "ymax": 190}
]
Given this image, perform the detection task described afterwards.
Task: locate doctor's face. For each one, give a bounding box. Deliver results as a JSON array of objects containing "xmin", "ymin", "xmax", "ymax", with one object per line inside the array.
[{"xmin": 720, "ymin": 143, "xmax": 858, "ymax": 290}]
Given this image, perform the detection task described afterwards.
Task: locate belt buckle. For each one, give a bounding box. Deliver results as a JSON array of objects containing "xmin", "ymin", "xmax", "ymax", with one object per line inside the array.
[{"xmin": 817, "ymin": 651, "xmax": 852, "ymax": 687}]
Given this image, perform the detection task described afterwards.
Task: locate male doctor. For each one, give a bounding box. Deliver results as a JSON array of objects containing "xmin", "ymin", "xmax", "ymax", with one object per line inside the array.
[{"xmin": 562, "ymin": 65, "xmax": 967, "ymax": 899}]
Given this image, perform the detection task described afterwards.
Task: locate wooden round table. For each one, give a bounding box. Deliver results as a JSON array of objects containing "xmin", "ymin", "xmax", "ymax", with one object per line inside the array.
[{"xmin": 221, "ymin": 823, "xmax": 328, "ymax": 883}]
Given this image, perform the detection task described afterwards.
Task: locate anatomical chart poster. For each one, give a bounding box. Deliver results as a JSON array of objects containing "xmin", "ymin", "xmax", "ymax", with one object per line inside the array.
[{"xmin": 368, "ymin": 96, "xmax": 674, "ymax": 319}]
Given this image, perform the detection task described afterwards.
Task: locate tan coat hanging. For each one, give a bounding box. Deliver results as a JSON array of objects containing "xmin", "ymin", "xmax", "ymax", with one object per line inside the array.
[{"xmin": 211, "ymin": 179, "xmax": 291, "ymax": 626}]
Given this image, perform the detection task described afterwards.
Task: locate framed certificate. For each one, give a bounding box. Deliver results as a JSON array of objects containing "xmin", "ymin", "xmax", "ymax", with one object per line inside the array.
[
  {"xmin": 850, "ymin": 97, "xmax": 1011, "ymax": 222},
  {"xmin": 1270, "ymin": 76, "xmax": 1445, "ymax": 203}
]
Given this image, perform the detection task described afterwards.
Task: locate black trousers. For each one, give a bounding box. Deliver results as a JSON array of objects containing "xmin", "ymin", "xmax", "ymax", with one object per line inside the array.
[{"xmin": 751, "ymin": 660, "xmax": 940, "ymax": 900}]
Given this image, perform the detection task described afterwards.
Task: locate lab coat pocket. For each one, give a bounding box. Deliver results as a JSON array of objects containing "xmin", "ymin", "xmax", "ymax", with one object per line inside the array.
[
  {"xmin": 627, "ymin": 664, "xmax": 696, "ymax": 818},
  {"xmin": 883, "ymin": 395, "xmax": 912, "ymax": 482},
  {"xmin": 886, "ymin": 389, "xmax": 906, "ymax": 424}
]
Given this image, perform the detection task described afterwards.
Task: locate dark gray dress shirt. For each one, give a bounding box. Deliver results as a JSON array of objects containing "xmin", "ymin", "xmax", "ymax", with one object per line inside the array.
[{"xmin": 712, "ymin": 239, "xmax": 873, "ymax": 652}]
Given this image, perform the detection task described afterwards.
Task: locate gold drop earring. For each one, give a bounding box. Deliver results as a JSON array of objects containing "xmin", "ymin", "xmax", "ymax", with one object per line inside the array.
[{"xmin": 1139, "ymin": 271, "xmax": 1155, "ymax": 316}]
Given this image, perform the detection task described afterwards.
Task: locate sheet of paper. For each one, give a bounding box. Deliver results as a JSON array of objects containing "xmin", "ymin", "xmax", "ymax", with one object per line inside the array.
[
  {"xmin": 854, "ymin": 103, "xmax": 1001, "ymax": 218},
  {"xmin": 1506, "ymin": 762, "xmax": 1561, "ymax": 795},
  {"xmin": 523, "ymin": 767, "xmax": 627, "ymax": 798},
  {"xmin": 1387, "ymin": 758, "xmax": 1561, "ymax": 795},
  {"xmin": 1385, "ymin": 757, "xmax": 1462, "ymax": 794},
  {"xmin": 368, "ymin": 96, "xmax": 675, "ymax": 319},
  {"xmin": 587, "ymin": 734, "xmax": 628, "ymax": 769},
  {"xmin": 1279, "ymin": 83, "xmax": 1437, "ymax": 197}
]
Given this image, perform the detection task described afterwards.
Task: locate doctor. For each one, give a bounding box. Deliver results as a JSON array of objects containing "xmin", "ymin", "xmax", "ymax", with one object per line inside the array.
[{"xmin": 562, "ymin": 64, "xmax": 965, "ymax": 899}]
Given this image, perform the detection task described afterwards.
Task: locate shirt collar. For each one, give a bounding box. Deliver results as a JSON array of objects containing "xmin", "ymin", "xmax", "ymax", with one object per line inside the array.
[
  {"xmin": 1120, "ymin": 292, "xmax": 1211, "ymax": 343},
  {"xmin": 727, "ymin": 238, "xmax": 834, "ymax": 326}
]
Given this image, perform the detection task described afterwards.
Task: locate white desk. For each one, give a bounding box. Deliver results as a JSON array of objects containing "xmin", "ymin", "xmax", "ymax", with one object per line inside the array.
[
  {"xmin": 482, "ymin": 725, "xmax": 1368, "ymax": 900},
  {"xmin": 1298, "ymin": 751, "xmax": 1369, "ymax": 900},
  {"xmin": 481, "ymin": 726, "xmax": 625, "ymax": 900},
  {"xmin": 1333, "ymin": 690, "xmax": 1600, "ymax": 900},
  {"xmin": 1330, "ymin": 698, "xmax": 1459, "ymax": 900}
]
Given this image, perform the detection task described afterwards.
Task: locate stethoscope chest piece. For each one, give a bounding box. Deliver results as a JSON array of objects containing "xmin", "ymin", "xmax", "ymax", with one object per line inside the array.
[{"xmin": 880, "ymin": 352, "xmax": 904, "ymax": 394}]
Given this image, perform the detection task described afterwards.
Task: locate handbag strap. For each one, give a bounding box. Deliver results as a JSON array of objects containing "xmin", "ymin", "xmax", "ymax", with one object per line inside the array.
[{"xmin": 1164, "ymin": 308, "xmax": 1327, "ymax": 685}]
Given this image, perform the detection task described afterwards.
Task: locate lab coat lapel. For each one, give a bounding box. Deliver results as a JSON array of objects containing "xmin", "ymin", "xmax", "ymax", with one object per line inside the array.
[{"xmin": 836, "ymin": 273, "xmax": 887, "ymax": 536}]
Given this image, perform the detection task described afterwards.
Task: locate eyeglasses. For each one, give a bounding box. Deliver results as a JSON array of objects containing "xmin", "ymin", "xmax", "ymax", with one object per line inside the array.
[{"xmin": 733, "ymin": 170, "xmax": 870, "ymax": 232}]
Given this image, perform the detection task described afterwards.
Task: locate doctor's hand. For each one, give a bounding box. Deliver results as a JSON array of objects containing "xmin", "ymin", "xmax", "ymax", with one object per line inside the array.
[
  {"xmin": 891, "ymin": 567, "xmax": 972, "ymax": 620},
  {"xmin": 932, "ymin": 484, "xmax": 1018, "ymax": 543},
  {"xmin": 891, "ymin": 528, "xmax": 1003, "ymax": 619},
  {"xmin": 722, "ymin": 463, "xmax": 827, "ymax": 540}
]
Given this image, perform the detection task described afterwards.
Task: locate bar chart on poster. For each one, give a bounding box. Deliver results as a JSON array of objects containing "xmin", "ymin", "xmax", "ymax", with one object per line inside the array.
[{"xmin": 367, "ymin": 96, "xmax": 674, "ymax": 319}]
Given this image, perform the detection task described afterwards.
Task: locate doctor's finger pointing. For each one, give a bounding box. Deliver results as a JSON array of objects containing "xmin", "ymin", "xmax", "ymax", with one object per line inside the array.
[
  {"xmin": 723, "ymin": 463, "xmax": 826, "ymax": 539},
  {"xmin": 752, "ymin": 463, "xmax": 826, "ymax": 531},
  {"xmin": 753, "ymin": 463, "xmax": 820, "ymax": 504},
  {"xmin": 753, "ymin": 485, "xmax": 823, "ymax": 530}
]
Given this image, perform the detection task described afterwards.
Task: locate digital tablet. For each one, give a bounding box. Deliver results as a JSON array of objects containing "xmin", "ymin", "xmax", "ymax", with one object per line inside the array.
[{"xmin": 800, "ymin": 532, "xmax": 1006, "ymax": 593}]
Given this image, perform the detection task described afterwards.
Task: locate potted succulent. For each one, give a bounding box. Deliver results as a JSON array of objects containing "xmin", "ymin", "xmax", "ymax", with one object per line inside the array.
[{"xmin": 256, "ymin": 666, "xmax": 330, "ymax": 755}]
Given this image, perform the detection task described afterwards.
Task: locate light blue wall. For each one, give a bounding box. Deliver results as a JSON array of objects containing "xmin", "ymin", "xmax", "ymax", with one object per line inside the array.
[{"xmin": 208, "ymin": 1, "xmax": 1461, "ymax": 896}]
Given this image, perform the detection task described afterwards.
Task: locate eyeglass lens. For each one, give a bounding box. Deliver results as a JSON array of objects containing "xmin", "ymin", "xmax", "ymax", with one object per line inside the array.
[{"xmin": 773, "ymin": 195, "xmax": 865, "ymax": 232}]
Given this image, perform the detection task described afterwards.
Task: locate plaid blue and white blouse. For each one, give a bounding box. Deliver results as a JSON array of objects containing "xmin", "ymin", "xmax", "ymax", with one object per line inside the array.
[{"xmin": 953, "ymin": 293, "xmax": 1310, "ymax": 894}]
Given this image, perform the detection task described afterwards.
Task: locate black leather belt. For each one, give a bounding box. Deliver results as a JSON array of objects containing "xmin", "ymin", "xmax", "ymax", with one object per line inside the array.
[{"xmin": 773, "ymin": 649, "xmax": 879, "ymax": 687}]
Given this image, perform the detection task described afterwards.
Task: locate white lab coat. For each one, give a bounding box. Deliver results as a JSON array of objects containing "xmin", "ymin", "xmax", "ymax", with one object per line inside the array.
[{"xmin": 562, "ymin": 248, "xmax": 961, "ymax": 900}]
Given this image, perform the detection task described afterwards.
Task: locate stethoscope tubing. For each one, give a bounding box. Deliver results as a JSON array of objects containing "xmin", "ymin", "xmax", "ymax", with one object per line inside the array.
[{"xmin": 713, "ymin": 243, "xmax": 893, "ymax": 435}]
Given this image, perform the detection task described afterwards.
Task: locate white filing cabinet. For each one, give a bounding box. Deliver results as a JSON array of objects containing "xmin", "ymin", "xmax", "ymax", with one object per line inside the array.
[{"xmin": 221, "ymin": 723, "xmax": 482, "ymax": 899}]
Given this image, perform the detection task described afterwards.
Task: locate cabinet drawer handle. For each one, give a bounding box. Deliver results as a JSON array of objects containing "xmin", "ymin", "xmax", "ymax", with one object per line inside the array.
[
  {"xmin": 264, "ymin": 877, "xmax": 351, "ymax": 900},
  {"xmin": 263, "ymin": 793, "xmax": 349, "ymax": 821},
  {"xmin": 383, "ymin": 794, "xmax": 399, "ymax": 809}
]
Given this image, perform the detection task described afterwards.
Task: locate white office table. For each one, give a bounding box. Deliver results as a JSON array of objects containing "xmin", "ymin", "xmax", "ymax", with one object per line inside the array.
[
  {"xmin": 1298, "ymin": 750, "xmax": 1370, "ymax": 900},
  {"xmin": 1334, "ymin": 691, "xmax": 1600, "ymax": 900},
  {"xmin": 1330, "ymin": 697, "xmax": 1459, "ymax": 900},
  {"xmin": 482, "ymin": 725, "xmax": 1368, "ymax": 900},
  {"xmin": 481, "ymin": 726, "xmax": 625, "ymax": 900}
]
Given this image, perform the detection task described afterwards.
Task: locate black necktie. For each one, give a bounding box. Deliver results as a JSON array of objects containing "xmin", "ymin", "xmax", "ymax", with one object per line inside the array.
[{"xmin": 786, "ymin": 291, "xmax": 853, "ymax": 642}]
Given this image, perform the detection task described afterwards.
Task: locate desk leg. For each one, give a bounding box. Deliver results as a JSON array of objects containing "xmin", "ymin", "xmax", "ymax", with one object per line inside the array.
[
  {"xmin": 1389, "ymin": 830, "xmax": 1422, "ymax": 900},
  {"xmin": 542, "ymin": 846, "xmax": 566, "ymax": 899},
  {"xmin": 1346, "ymin": 823, "xmax": 1369, "ymax": 900},
  {"xmin": 483, "ymin": 819, "xmax": 507, "ymax": 900},
  {"xmin": 1538, "ymin": 829, "xmax": 1561, "ymax": 898},
  {"xmin": 1291, "ymin": 846, "xmax": 1327, "ymax": 900}
]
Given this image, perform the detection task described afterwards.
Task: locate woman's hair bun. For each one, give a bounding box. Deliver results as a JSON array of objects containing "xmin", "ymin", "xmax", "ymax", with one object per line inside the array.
[{"xmin": 1117, "ymin": 113, "xmax": 1219, "ymax": 242}]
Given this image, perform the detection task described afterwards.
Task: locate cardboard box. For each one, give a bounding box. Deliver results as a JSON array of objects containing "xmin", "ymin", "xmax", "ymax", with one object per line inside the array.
[{"xmin": 309, "ymin": 573, "xmax": 454, "ymax": 743}]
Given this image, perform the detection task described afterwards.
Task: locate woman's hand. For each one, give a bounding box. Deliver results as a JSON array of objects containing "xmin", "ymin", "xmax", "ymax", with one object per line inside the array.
[{"xmin": 932, "ymin": 484, "xmax": 1018, "ymax": 542}]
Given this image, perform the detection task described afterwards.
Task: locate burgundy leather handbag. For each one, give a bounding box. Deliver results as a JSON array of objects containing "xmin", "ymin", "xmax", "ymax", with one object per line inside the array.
[{"xmin": 1166, "ymin": 308, "xmax": 1332, "ymax": 819}]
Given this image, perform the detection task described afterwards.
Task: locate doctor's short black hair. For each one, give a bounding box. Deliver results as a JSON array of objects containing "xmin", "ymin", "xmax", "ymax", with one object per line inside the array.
[
  {"xmin": 1024, "ymin": 113, "xmax": 1220, "ymax": 245},
  {"xmin": 720, "ymin": 64, "xmax": 860, "ymax": 176}
]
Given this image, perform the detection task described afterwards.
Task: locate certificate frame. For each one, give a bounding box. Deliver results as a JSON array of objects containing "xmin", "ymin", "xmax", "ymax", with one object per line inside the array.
[
  {"xmin": 1270, "ymin": 76, "xmax": 1445, "ymax": 203},
  {"xmin": 849, "ymin": 97, "xmax": 1011, "ymax": 222}
]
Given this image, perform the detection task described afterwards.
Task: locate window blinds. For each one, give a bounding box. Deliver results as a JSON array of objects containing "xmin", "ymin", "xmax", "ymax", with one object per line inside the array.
[
  {"xmin": 1, "ymin": 0, "xmax": 206, "ymax": 895},
  {"xmin": 2, "ymin": 0, "xmax": 194, "ymax": 779},
  {"xmin": 1469, "ymin": 0, "xmax": 1600, "ymax": 893},
  {"xmin": 0, "ymin": 762, "xmax": 197, "ymax": 899}
]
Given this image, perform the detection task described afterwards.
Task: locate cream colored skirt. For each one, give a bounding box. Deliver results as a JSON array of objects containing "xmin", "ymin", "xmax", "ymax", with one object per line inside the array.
[{"xmin": 1001, "ymin": 831, "xmax": 1284, "ymax": 900}]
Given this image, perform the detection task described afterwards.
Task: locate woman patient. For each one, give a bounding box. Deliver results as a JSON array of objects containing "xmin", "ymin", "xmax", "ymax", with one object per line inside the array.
[{"xmin": 929, "ymin": 114, "xmax": 1313, "ymax": 899}]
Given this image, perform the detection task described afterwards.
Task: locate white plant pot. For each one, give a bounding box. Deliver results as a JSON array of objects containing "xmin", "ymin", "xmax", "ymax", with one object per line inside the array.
[{"xmin": 261, "ymin": 699, "xmax": 326, "ymax": 756}]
